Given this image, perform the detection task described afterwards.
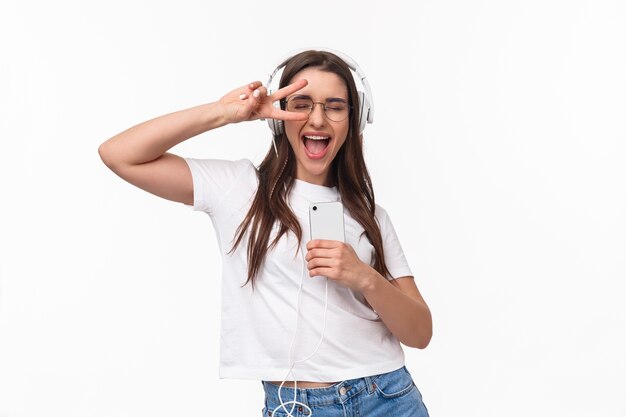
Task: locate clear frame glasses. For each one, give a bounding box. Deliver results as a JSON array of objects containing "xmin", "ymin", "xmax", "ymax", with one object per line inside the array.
[{"xmin": 283, "ymin": 96, "xmax": 351, "ymax": 122}]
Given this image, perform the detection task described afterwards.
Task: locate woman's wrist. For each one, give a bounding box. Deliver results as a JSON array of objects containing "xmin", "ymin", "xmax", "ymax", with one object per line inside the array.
[
  {"xmin": 359, "ymin": 266, "xmax": 383, "ymax": 294},
  {"xmin": 198, "ymin": 101, "xmax": 229, "ymax": 131}
]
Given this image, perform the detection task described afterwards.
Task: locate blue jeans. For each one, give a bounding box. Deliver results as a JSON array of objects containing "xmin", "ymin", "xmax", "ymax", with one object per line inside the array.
[{"xmin": 261, "ymin": 366, "xmax": 429, "ymax": 417}]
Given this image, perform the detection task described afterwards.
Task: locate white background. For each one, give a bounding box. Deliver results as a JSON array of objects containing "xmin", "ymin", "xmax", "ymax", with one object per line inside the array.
[{"xmin": 1, "ymin": 0, "xmax": 625, "ymax": 416}]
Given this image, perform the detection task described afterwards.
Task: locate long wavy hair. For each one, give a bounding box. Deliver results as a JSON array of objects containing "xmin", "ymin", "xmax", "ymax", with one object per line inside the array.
[{"xmin": 230, "ymin": 50, "xmax": 391, "ymax": 289}]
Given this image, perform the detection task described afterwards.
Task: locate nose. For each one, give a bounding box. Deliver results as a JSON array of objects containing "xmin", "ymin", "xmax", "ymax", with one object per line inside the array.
[{"xmin": 308, "ymin": 102, "xmax": 326, "ymax": 127}]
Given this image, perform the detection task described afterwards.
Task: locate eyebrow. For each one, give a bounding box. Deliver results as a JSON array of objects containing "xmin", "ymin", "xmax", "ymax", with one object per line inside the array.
[{"xmin": 290, "ymin": 94, "xmax": 348, "ymax": 103}]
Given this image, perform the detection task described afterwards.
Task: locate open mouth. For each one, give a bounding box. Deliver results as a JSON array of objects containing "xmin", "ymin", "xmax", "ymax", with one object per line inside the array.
[{"xmin": 302, "ymin": 135, "xmax": 331, "ymax": 157}]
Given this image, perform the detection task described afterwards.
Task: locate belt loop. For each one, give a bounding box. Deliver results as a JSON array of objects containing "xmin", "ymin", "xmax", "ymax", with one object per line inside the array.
[
  {"xmin": 364, "ymin": 375, "xmax": 374, "ymax": 394},
  {"xmin": 301, "ymin": 390, "xmax": 308, "ymax": 412}
]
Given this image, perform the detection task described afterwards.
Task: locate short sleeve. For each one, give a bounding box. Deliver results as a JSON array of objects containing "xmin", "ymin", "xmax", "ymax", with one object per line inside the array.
[
  {"xmin": 183, "ymin": 158, "xmax": 256, "ymax": 214},
  {"xmin": 376, "ymin": 205, "xmax": 414, "ymax": 280}
]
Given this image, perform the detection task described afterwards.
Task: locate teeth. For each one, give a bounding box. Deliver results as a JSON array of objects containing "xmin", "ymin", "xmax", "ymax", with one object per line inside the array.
[{"xmin": 304, "ymin": 135, "xmax": 330, "ymax": 140}]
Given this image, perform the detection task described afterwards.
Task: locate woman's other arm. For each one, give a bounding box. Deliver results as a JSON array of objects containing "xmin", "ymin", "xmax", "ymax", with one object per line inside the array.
[
  {"xmin": 360, "ymin": 275, "xmax": 432, "ymax": 349},
  {"xmin": 305, "ymin": 240, "xmax": 433, "ymax": 349}
]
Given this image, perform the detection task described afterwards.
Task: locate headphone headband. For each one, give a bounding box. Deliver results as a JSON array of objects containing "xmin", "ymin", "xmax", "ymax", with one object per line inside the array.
[{"xmin": 265, "ymin": 47, "xmax": 374, "ymax": 137}]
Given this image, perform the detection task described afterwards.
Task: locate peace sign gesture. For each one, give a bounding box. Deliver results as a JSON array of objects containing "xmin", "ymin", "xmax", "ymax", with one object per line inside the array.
[{"xmin": 218, "ymin": 79, "xmax": 309, "ymax": 125}]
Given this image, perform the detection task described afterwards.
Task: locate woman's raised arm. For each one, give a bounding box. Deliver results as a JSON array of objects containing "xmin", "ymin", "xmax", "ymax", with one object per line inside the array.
[{"xmin": 97, "ymin": 80, "xmax": 308, "ymax": 204}]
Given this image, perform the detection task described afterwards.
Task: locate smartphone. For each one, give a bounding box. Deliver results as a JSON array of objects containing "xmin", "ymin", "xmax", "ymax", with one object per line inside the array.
[{"xmin": 309, "ymin": 201, "xmax": 345, "ymax": 242}]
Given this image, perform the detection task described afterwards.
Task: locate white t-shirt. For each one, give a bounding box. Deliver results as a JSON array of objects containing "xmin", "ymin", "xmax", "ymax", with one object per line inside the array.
[{"xmin": 184, "ymin": 158, "xmax": 413, "ymax": 382}]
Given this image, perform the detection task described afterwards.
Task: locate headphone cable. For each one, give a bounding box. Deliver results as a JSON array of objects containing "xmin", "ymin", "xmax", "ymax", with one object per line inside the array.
[{"xmin": 271, "ymin": 244, "xmax": 329, "ymax": 417}]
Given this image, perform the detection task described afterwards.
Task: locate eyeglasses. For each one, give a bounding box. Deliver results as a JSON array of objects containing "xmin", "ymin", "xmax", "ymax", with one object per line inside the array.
[{"xmin": 282, "ymin": 96, "xmax": 351, "ymax": 122}]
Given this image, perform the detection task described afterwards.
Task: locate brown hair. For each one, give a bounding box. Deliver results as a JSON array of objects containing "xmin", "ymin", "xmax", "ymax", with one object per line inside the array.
[{"xmin": 230, "ymin": 50, "xmax": 391, "ymax": 289}]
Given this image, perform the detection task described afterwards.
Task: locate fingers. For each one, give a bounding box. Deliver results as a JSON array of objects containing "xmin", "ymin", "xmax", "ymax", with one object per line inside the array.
[
  {"xmin": 307, "ymin": 256, "xmax": 336, "ymax": 278},
  {"xmin": 305, "ymin": 248, "xmax": 334, "ymax": 261},
  {"xmin": 235, "ymin": 78, "xmax": 305, "ymax": 102},
  {"xmin": 305, "ymin": 241, "xmax": 349, "ymax": 265},
  {"xmin": 270, "ymin": 79, "xmax": 308, "ymax": 101},
  {"xmin": 270, "ymin": 108, "xmax": 310, "ymax": 121},
  {"xmin": 233, "ymin": 79, "xmax": 308, "ymax": 122},
  {"xmin": 268, "ymin": 80, "xmax": 309, "ymax": 121},
  {"xmin": 306, "ymin": 239, "xmax": 342, "ymax": 250},
  {"xmin": 309, "ymin": 267, "xmax": 334, "ymax": 278},
  {"xmin": 237, "ymin": 81, "xmax": 263, "ymax": 101},
  {"xmin": 246, "ymin": 85, "xmax": 268, "ymax": 106},
  {"xmin": 235, "ymin": 82, "xmax": 268, "ymax": 121},
  {"xmin": 247, "ymin": 85, "xmax": 270, "ymax": 119}
]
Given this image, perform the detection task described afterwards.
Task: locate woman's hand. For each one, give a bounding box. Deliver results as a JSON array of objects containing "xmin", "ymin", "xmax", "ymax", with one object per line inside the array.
[
  {"xmin": 305, "ymin": 240, "xmax": 377, "ymax": 292},
  {"xmin": 217, "ymin": 79, "xmax": 309, "ymax": 125}
]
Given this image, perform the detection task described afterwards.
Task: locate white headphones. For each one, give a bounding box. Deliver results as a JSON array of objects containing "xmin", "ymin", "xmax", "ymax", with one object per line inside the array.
[{"xmin": 265, "ymin": 47, "xmax": 374, "ymax": 136}]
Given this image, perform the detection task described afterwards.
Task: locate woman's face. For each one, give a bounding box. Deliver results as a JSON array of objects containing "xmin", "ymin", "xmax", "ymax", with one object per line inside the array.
[{"xmin": 283, "ymin": 67, "xmax": 350, "ymax": 186}]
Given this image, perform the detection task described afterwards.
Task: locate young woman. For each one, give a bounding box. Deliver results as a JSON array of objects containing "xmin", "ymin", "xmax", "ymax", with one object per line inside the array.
[{"xmin": 99, "ymin": 49, "xmax": 432, "ymax": 417}]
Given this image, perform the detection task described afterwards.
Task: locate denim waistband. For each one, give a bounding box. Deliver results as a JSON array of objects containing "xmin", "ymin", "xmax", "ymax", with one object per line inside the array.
[{"xmin": 261, "ymin": 366, "xmax": 406, "ymax": 408}]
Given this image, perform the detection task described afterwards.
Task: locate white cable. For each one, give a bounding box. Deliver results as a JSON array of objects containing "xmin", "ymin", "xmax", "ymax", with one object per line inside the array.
[{"xmin": 270, "ymin": 244, "xmax": 330, "ymax": 417}]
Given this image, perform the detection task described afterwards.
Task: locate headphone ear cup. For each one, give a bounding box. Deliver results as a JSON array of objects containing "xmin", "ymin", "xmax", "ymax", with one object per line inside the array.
[
  {"xmin": 267, "ymin": 90, "xmax": 284, "ymax": 135},
  {"xmin": 356, "ymin": 91, "xmax": 370, "ymax": 133},
  {"xmin": 267, "ymin": 118, "xmax": 284, "ymax": 136}
]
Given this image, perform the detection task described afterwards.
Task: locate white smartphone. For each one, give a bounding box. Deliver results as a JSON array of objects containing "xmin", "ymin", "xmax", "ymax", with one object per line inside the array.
[{"xmin": 309, "ymin": 201, "xmax": 345, "ymax": 242}]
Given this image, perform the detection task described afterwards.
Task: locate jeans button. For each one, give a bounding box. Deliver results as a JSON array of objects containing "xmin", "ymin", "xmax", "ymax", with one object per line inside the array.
[{"xmin": 339, "ymin": 386, "xmax": 347, "ymax": 395}]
